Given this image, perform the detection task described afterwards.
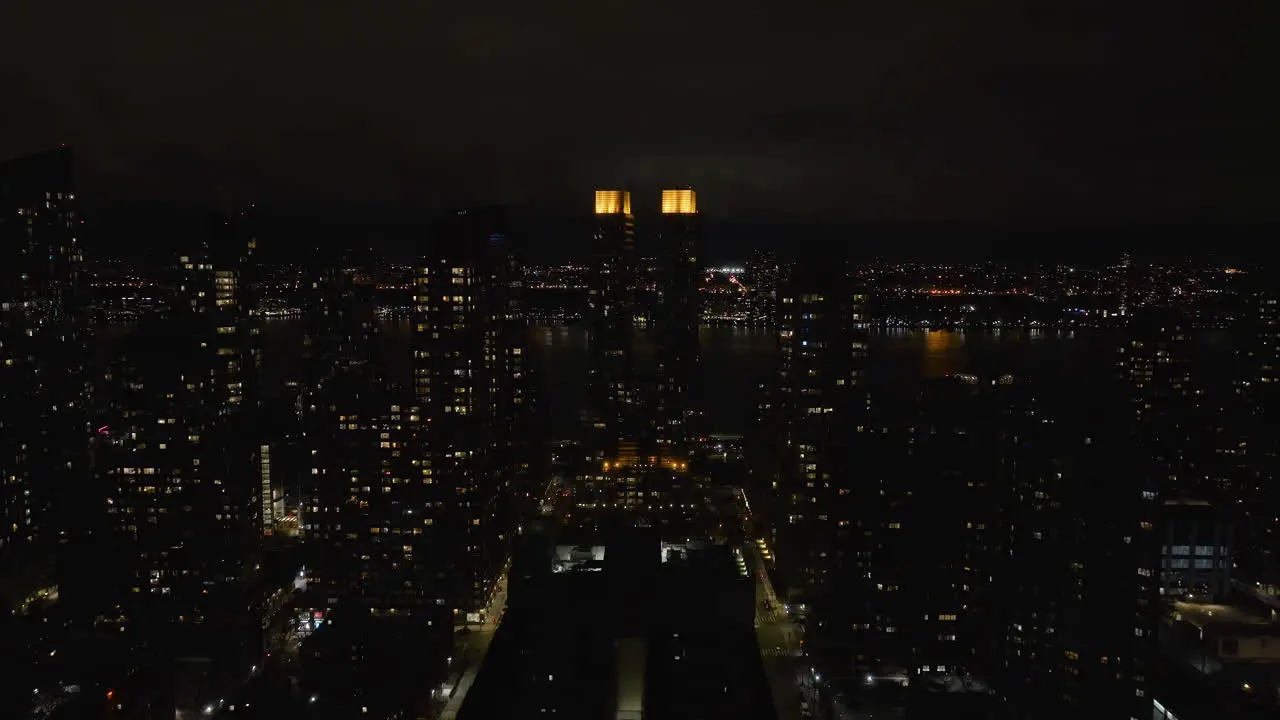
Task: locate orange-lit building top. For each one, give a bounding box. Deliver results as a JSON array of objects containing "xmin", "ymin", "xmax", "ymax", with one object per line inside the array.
[
  {"xmin": 661, "ymin": 189, "xmax": 697, "ymax": 215},
  {"xmin": 594, "ymin": 190, "xmax": 632, "ymax": 215}
]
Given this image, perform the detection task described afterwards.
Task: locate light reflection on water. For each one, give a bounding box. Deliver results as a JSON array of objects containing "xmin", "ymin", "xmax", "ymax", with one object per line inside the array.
[{"xmin": 529, "ymin": 325, "xmax": 1082, "ymax": 435}]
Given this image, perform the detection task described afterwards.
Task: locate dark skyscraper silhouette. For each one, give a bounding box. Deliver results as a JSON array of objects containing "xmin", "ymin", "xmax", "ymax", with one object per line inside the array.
[
  {"xmin": 584, "ymin": 190, "xmax": 639, "ymax": 459},
  {"xmin": 89, "ymin": 212, "xmax": 264, "ymax": 716},
  {"xmin": 656, "ymin": 187, "xmax": 705, "ymax": 449},
  {"xmin": 0, "ymin": 147, "xmax": 85, "ymax": 562},
  {"xmin": 771, "ymin": 246, "xmax": 868, "ymax": 621}
]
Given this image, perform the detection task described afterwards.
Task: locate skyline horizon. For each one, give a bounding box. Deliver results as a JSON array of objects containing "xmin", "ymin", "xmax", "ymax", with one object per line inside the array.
[
  {"xmin": 6, "ymin": 146, "xmax": 1279, "ymax": 230},
  {"xmin": 74, "ymin": 197, "xmax": 1272, "ymax": 266}
]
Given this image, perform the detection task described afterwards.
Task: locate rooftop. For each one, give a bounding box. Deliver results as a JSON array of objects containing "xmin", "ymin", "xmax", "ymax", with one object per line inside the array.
[{"xmin": 1174, "ymin": 601, "xmax": 1273, "ymax": 629}]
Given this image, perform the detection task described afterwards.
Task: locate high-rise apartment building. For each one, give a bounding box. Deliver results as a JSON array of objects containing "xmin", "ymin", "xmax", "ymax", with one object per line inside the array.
[
  {"xmin": 301, "ymin": 208, "xmax": 530, "ymax": 715},
  {"xmin": 575, "ymin": 190, "xmax": 711, "ymax": 535},
  {"xmin": 1123, "ymin": 309, "xmax": 1210, "ymax": 497},
  {"xmin": 1120, "ymin": 309, "xmax": 1195, "ymax": 688},
  {"xmin": 655, "ymin": 188, "xmax": 703, "ymax": 449},
  {"xmin": 295, "ymin": 246, "xmax": 381, "ymax": 535},
  {"xmin": 999, "ymin": 317, "xmax": 1164, "ymax": 719},
  {"xmin": 94, "ymin": 213, "xmax": 264, "ymax": 717},
  {"xmin": 292, "ymin": 249, "xmax": 412, "ymax": 717},
  {"xmin": 0, "ymin": 147, "xmax": 90, "ymax": 720},
  {"xmin": 999, "ymin": 417, "xmax": 1154, "ymax": 719},
  {"xmin": 746, "ymin": 249, "xmax": 780, "ymax": 323},
  {"xmin": 1235, "ymin": 281, "xmax": 1280, "ymax": 584},
  {"xmin": 579, "ymin": 190, "xmax": 651, "ymax": 525},
  {"xmin": 301, "ymin": 248, "xmax": 379, "ymax": 386},
  {"xmin": 0, "ymin": 147, "xmax": 87, "ymax": 562},
  {"xmin": 854, "ymin": 374, "xmax": 1022, "ymax": 684},
  {"xmin": 1256, "ymin": 284, "xmax": 1279, "ymax": 391},
  {"xmin": 295, "ymin": 248, "xmax": 377, "ymax": 523},
  {"xmin": 411, "ymin": 207, "xmax": 523, "ymax": 617},
  {"xmin": 772, "ymin": 247, "xmax": 868, "ymax": 627},
  {"xmin": 584, "ymin": 190, "xmax": 640, "ymax": 459},
  {"xmin": 302, "ymin": 374, "xmax": 450, "ymax": 716}
]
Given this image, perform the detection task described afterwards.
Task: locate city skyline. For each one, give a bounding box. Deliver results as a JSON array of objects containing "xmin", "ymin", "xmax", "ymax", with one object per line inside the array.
[
  {"xmin": 4, "ymin": 95, "xmax": 1280, "ymax": 720},
  {"xmin": 17, "ymin": 181, "xmax": 1279, "ymax": 269}
]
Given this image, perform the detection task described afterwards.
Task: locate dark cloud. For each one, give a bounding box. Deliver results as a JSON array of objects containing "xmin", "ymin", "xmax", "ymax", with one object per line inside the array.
[{"xmin": 1, "ymin": 0, "xmax": 1275, "ymax": 222}]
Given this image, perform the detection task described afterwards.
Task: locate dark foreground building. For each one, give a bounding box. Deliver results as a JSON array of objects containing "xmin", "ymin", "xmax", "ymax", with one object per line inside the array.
[
  {"xmin": 1, "ymin": 147, "xmax": 86, "ymax": 586},
  {"xmin": 459, "ymin": 527, "xmax": 770, "ymax": 720}
]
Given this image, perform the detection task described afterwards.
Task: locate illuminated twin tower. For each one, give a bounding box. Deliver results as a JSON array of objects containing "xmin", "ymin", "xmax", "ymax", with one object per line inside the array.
[
  {"xmin": 593, "ymin": 188, "xmax": 698, "ymax": 216},
  {"xmin": 579, "ymin": 189, "xmax": 705, "ymax": 529}
]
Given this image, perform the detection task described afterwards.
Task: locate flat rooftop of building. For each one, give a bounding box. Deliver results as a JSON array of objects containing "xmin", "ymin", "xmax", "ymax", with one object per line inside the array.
[
  {"xmin": 464, "ymin": 530, "xmax": 763, "ymax": 720},
  {"xmin": 458, "ymin": 571, "xmax": 616, "ymax": 720},
  {"xmin": 1174, "ymin": 601, "xmax": 1273, "ymax": 629},
  {"xmin": 1152, "ymin": 650, "xmax": 1280, "ymax": 719},
  {"xmin": 661, "ymin": 542, "xmax": 744, "ymax": 578},
  {"xmin": 644, "ymin": 624, "xmax": 776, "ymax": 720}
]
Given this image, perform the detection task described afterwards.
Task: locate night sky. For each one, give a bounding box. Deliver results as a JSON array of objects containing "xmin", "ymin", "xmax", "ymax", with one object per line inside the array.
[{"xmin": 2, "ymin": 1, "xmax": 1276, "ymax": 226}]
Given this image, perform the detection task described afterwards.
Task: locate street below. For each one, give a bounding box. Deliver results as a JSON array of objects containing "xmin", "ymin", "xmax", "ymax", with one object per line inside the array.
[
  {"xmin": 436, "ymin": 564, "xmax": 509, "ymax": 720},
  {"xmin": 749, "ymin": 539, "xmax": 825, "ymax": 720}
]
